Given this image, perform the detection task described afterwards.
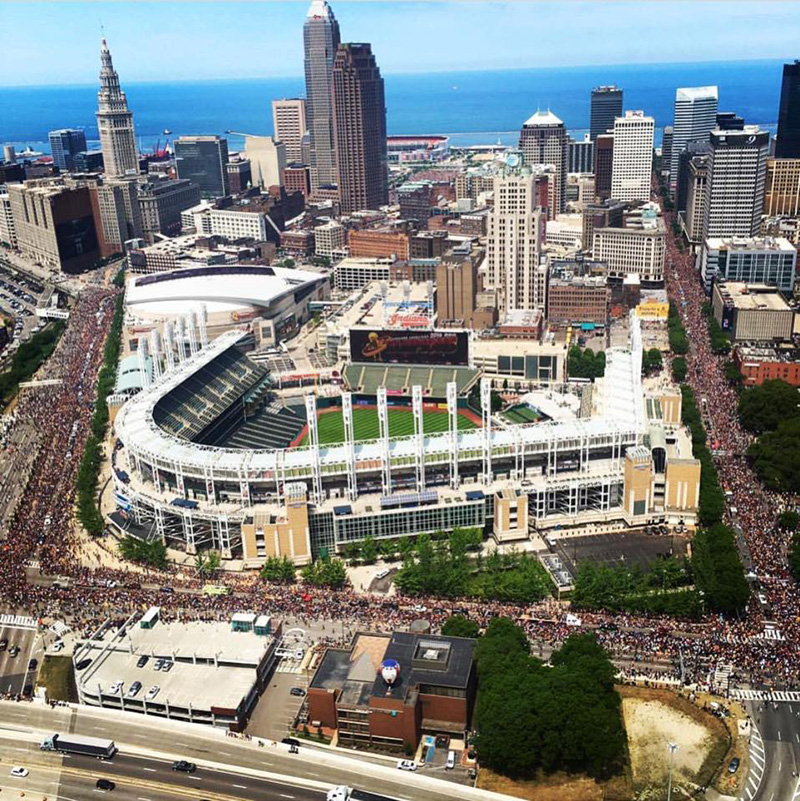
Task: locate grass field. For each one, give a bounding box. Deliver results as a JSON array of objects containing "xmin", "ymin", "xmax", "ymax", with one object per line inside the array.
[
  {"xmin": 297, "ymin": 407, "xmax": 478, "ymax": 446},
  {"xmin": 37, "ymin": 655, "xmax": 78, "ymax": 703}
]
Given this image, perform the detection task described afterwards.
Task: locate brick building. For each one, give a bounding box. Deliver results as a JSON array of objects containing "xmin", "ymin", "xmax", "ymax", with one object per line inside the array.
[
  {"xmin": 349, "ymin": 228, "xmax": 410, "ymax": 260},
  {"xmin": 307, "ymin": 631, "xmax": 476, "ymax": 751},
  {"xmin": 733, "ymin": 345, "xmax": 800, "ymax": 387}
]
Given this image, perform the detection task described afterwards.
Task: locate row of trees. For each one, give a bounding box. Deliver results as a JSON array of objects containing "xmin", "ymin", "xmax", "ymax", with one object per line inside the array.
[
  {"xmin": 701, "ymin": 302, "xmax": 731, "ymax": 355},
  {"xmin": 778, "ymin": 512, "xmax": 800, "ymax": 581},
  {"xmin": 667, "ymin": 301, "xmax": 689, "ymax": 355},
  {"xmin": 118, "ymin": 535, "xmax": 168, "ymax": 570},
  {"xmin": 738, "ymin": 379, "xmax": 800, "ymax": 492},
  {"xmin": 300, "ymin": 555, "xmax": 348, "ymax": 588},
  {"xmin": 474, "ymin": 619, "xmax": 626, "ymax": 779},
  {"xmin": 76, "ymin": 292, "xmax": 124, "ymax": 536},
  {"xmin": 567, "ymin": 345, "xmax": 606, "ymax": 379},
  {"xmin": 0, "ymin": 320, "xmax": 65, "ymax": 407},
  {"xmin": 680, "ymin": 385, "xmax": 749, "ymax": 614},
  {"xmin": 571, "ymin": 558, "xmax": 701, "ymax": 617},
  {"xmin": 393, "ymin": 530, "xmax": 551, "ymax": 603}
]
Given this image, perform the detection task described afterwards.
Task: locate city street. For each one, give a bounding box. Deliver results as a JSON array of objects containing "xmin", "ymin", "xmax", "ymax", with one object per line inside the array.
[{"xmin": 0, "ymin": 701, "xmax": 500, "ymax": 801}]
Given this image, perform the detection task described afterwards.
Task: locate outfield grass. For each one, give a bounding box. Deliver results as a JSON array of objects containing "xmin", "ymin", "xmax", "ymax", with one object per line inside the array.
[{"xmin": 298, "ymin": 407, "xmax": 478, "ymax": 445}]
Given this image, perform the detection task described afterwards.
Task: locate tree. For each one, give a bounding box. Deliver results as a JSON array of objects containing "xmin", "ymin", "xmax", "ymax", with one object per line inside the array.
[
  {"xmin": 441, "ymin": 615, "xmax": 480, "ymax": 639},
  {"xmin": 748, "ymin": 417, "xmax": 800, "ymax": 492},
  {"xmin": 723, "ymin": 361, "xmax": 744, "ymax": 390},
  {"xmin": 343, "ymin": 541, "xmax": 362, "ymax": 566},
  {"xmin": 738, "ymin": 380, "xmax": 800, "ymax": 435},
  {"xmin": 360, "ymin": 536, "xmax": 378, "ymax": 565},
  {"xmin": 671, "ymin": 357, "xmax": 688, "ymax": 383},
  {"xmin": 301, "ymin": 556, "xmax": 348, "ymax": 588},
  {"xmin": 667, "ymin": 301, "xmax": 689, "ymax": 355},
  {"xmin": 778, "ymin": 510, "xmax": 800, "ymax": 531},
  {"xmin": 692, "ymin": 524, "xmax": 750, "ymax": 616},
  {"xmin": 119, "ymin": 536, "xmax": 168, "ymax": 570},
  {"xmin": 568, "ymin": 346, "xmax": 606, "ymax": 380},
  {"xmin": 641, "ymin": 348, "xmax": 663, "ymax": 376},
  {"xmin": 260, "ymin": 556, "xmax": 296, "ymax": 584},
  {"xmin": 473, "ymin": 620, "xmax": 626, "ymax": 781}
]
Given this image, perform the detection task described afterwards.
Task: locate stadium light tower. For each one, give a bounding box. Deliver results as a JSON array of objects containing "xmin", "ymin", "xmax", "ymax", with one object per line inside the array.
[
  {"xmin": 342, "ymin": 392, "xmax": 357, "ymax": 500},
  {"xmin": 481, "ymin": 378, "xmax": 492, "ymax": 484},
  {"xmin": 377, "ymin": 386, "xmax": 392, "ymax": 494},
  {"xmin": 304, "ymin": 393, "xmax": 323, "ymax": 502},
  {"xmin": 412, "ymin": 384, "xmax": 426, "ymax": 492},
  {"xmin": 447, "ymin": 381, "xmax": 459, "ymax": 488}
]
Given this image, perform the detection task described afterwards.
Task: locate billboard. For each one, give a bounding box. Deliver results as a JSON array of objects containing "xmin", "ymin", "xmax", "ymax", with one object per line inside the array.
[{"xmin": 349, "ymin": 329, "xmax": 469, "ymax": 366}]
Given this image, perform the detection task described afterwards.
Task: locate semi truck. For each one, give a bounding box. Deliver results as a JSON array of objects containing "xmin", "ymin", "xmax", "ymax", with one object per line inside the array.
[
  {"xmin": 40, "ymin": 733, "xmax": 117, "ymax": 759},
  {"xmin": 326, "ymin": 787, "xmax": 398, "ymax": 801}
]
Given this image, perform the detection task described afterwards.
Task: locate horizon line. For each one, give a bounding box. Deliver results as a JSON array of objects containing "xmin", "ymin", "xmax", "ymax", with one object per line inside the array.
[{"xmin": 0, "ymin": 54, "xmax": 793, "ymax": 91}]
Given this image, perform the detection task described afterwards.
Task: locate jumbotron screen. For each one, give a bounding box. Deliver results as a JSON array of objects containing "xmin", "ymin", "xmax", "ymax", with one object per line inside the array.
[{"xmin": 349, "ymin": 329, "xmax": 469, "ymax": 366}]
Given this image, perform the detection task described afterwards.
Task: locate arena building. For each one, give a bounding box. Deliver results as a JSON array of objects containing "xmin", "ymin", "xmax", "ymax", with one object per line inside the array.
[
  {"xmin": 111, "ymin": 309, "xmax": 701, "ymax": 566},
  {"xmin": 123, "ymin": 264, "xmax": 330, "ymax": 350}
]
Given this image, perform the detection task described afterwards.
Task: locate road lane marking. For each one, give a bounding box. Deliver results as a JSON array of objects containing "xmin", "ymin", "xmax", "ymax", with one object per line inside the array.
[
  {"xmin": 232, "ymin": 784, "xmax": 247, "ymax": 789},
  {"xmin": 142, "ymin": 767, "xmax": 157, "ymax": 772},
  {"xmin": 280, "ymin": 795, "xmax": 295, "ymax": 799}
]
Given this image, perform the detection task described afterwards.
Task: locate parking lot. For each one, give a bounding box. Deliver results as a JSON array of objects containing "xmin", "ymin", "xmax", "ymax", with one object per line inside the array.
[
  {"xmin": 0, "ymin": 619, "xmax": 40, "ymax": 696},
  {"xmin": 0, "ymin": 265, "xmax": 48, "ymax": 359},
  {"xmin": 555, "ymin": 530, "xmax": 689, "ymax": 576},
  {"xmin": 246, "ymin": 658, "xmax": 309, "ymax": 741}
]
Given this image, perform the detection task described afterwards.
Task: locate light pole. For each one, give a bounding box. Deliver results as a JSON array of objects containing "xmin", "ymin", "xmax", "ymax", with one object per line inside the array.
[{"xmin": 666, "ymin": 741, "xmax": 678, "ymax": 801}]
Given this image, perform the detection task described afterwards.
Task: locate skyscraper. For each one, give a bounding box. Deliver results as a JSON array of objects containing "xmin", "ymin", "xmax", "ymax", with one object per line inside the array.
[
  {"xmin": 610, "ymin": 111, "xmax": 654, "ymax": 202},
  {"xmin": 174, "ymin": 136, "xmax": 230, "ymax": 198},
  {"xmin": 519, "ymin": 110, "xmax": 567, "ymax": 218},
  {"xmin": 304, "ymin": 0, "xmax": 341, "ymax": 191},
  {"xmin": 669, "ymin": 86, "xmax": 718, "ymax": 189},
  {"xmin": 272, "ymin": 98, "xmax": 307, "ymax": 163},
  {"xmin": 594, "ymin": 134, "xmax": 614, "ymax": 201},
  {"xmin": 96, "ymin": 38, "xmax": 138, "ymax": 178},
  {"xmin": 702, "ymin": 124, "xmax": 769, "ymax": 242},
  {"xmin": 486, "ymin": 168, "xmax": 547, "ymax": 315},
  {"xmin": 590, "ymin": 86, "xmax": 623, "ymax": 143},
  {"xmin": 49, "ymin": 129, "xmax": 87, "ymax": 172},
  {"xmin": 775, "ymin": 61, "xmax": 800, "ymax": 159},
  {"xmin": 331, "ymin": 43, "xmax": 388, "ymax": 214}
]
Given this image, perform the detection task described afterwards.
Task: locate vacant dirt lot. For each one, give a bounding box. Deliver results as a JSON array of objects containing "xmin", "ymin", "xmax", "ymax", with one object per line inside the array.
[
  {"xmin": 477, "ymin": 769, "xmax": 606, "ymax": 801},
  {"xmin": 620, "ymin": 686, "xmax": 728, "ymax": 794}
]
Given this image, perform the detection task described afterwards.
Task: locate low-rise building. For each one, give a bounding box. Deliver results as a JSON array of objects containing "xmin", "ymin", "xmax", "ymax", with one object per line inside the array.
[
  {"xmin": 314, "ymin": 220, "xmax": 347, "ymax": 259},
  {"xmin": 138, "ymin": 177, "xmax": 201, "ymax": 242},
  {"xmin": 733, "ymin": 344, "xmax": 800, "ymax": 387},
  {"xmin": 386, "ymin": 135, "xmax": 450, "ymax": 164},
  {"xmin": 74, "ymin": 609, "xmax": 280, "ymax": 732},
  {"xmin": 280, "ymin": 228, "xmax": 315, "ymax": 256},
  {"xmin": 592, "ymin": 203, "xmax": 666, "ymax": 285},
  {"xmin": 282, "ymin": 164, "xmax": 311, "ymax": 197},
  {"xmin": 349, "ymin": 228, "xmax": 410, "ymax": 261},
  {"xmin": 700, "ymin": 236, "xmax": 797, "ymax": 293},
  {"xmin": 712, "ymin": 282, "xmax": 795, "ymax": 342},
  {"xmin": 307, "ymin": 631, "xmax": 475, "ymax": 750},
  {"xmin": 333, "ymin": 257, "xmax": 394, "ymax": 291}
]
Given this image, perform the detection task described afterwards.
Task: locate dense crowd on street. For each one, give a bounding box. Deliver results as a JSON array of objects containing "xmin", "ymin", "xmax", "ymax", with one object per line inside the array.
[{"xmin": 1, "ymin": 204, "xmax": 799, "ymax": 692}]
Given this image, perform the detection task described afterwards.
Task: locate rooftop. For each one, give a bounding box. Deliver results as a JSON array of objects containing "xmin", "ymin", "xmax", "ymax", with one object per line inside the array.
[
  {"xmin": 715, "ymin": 283, "xmax": 793, "ymax": 312},
  {"xmin": 522, "ymin": 109, "xmax": 564, "ymax": 127},
  {"xmin": 676, "ymin": 86, "xmax": 719, "ymax": 101},
  {"xmin": 705, "ymin": 236, "xmax": 796, "ymax": 253}
]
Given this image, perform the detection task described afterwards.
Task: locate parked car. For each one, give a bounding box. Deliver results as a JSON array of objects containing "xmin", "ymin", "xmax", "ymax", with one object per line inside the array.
[
  {"xmin": 8, "ymin": 645, "xmax": 19, "ymax": 657},
  {"xmin": 396, "ymin": 760, "xmax": 417, "ymax": 772},
  {"xmin": 0, "ymin": 638, "xmax": 7, "ymax": 651},
  {"xmin": 172, "ymin": 760, "xmax": 196, "ymax": 773},
  {"xmin": 52, "ymin": 640, "xmax": 65, "ymax": 652},
  {"xmin": 445, "ymin": 750, "xmax": 456, "ymax": 770},
  {"xmin": 76, "ymin": 658, "xmax": 92, "ymax": 670},
  {"xmin": 153, "ymin": 658, "xmax": 164, "ymax": 671},
  {"xmin": 96, "ymin": 779, "xmax": 115, "ymax": 790},
  {"xmin": 161, "ymin": 661, "xmax": 173, "ymax": 673},
  {"xmin": 127, "ymin": 681, "xmax": 142, "ymax": 697},
  {"xmin": 108, "ymin": 681, "xmax": 123, "ymax": 694},
  {"xmin": 28, "ymin": 658, "xmax": 38, "ymax": 671},
  {"xmin": 728, "ymin": 757, "xmax": 740, "ymax": 774},
  {"xmin": 136, "ymin": 655, "xmax": 149, "ymax": 668},
  {"xmin": 375, "ymin": 569, "xmax": 390, "ymax": 580},
  {"xmin": 290, "ymin": 687, "xmax": 306, "ymax": 697},
  {"xmin": 145, "ymin": 685, "xmax": 160, "ymax": 700},
  {"xmin": 281, "ymin": 737, "xmax": 300, "ymax": 748}
]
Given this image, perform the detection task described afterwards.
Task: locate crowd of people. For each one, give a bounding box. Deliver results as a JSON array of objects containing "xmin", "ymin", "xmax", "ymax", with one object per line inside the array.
[{"xmin": 1, "ymin": 210, "xmax": 799, "ymax": 693}]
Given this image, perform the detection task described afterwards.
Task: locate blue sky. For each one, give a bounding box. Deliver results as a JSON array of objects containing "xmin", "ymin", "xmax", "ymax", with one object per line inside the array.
[{"xmin": 2, "ymin": 1, "xmax": 799, "ymax": 87}]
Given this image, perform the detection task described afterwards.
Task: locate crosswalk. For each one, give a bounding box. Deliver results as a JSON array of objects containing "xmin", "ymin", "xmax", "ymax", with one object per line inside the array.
[
  {"xmin": 0, "ymin": 614, "xmax": 37, "ymax": 629},
  {"xmin": 758, "ymin": 625, "xmax": 785, "ymax": 641},
  {"xmin": 713, "ymin": 663, "xmax": 733, "ymax": 692},
  {"xmin": 741, "ymin": 726, "xmax": 765, "ymax": 801},
  {"xmin": 275, "ymin": 660, "xmax": 303, "ymax": 674},
  {"xmin": 730, "ymin": 688, "xmax": 800, "ymax": 703}
]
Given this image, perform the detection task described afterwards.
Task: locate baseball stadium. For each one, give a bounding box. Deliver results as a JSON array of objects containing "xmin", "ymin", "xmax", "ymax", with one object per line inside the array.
[{"xmin": 110, "ymin": 311, "xmax": 702, "ymax": 567}]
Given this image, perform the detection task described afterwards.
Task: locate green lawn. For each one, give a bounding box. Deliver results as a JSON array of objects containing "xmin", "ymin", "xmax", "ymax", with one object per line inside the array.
[
  {"xmin": 298, "ymin": 407, "xmax": 478, "ymax": 445},
  {"xmin": 37, "ymin": 655, "xmax": 78, "ymax": 702}
]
